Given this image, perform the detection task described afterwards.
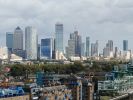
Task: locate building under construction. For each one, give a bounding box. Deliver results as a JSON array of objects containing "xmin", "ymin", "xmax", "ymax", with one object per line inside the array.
[{"xmin": 98, "ymin": 62, "xmax": 133, "ymax": 95}]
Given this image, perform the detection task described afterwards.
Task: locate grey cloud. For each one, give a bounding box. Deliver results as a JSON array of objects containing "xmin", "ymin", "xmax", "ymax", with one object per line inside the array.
[{"xmin": 0, "ymin": 0, "xmax": 133, "ymax": 50}]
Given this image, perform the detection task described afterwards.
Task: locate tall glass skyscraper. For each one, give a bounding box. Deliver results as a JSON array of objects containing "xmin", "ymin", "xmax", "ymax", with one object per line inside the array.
[
  {"xmin": 41, "ymin": 38, "xmax": 54, "ymax": 59},
  {"xmin": 86, "ymin": 37, "xmax": 90, "ymax": 57},
  {"xmin": 123, "ymin": 40, "xmax": 128, "ymax": 51},
  {"xmin": 13, "ymin": 26, "xmax": 23, "ymax": 50},
  {"xmin": 91, "ymin": 40, "xmax": 99, "ymax": 57},
  {"xmin": 71, "ymin": 31, "xmax": 82, "ymax": 57},
  {"xmin": 6, "ymin": 32, "xmax": 13, "ymax": 53},
  {"xmin": 55, "ymin": 23, "xmax": 63, "ymax": 53},
  {"xmin": 108, "ymin": 40, "xmax": 113, "ymax": 51},
  {"xmin": 25, "ymin": 26, "xmax": 37, "ymax": 60}
]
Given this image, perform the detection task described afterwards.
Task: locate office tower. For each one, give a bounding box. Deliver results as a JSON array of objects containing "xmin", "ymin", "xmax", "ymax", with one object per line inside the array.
[
  {"xmin": 108, "ymin": 40, "xmax": 113, "ymax": 51},
  {"xmin": 13, "ymin": 26, "xmax": 23, "ymax": 50},
  {"xmin": 95, "ymin": 40, "xmax": 99, "ymax": 56},
  {"xmin": 86, "ymin": 37, "xmax": 90, "ymax": 57},
  {"xmin": 6, "ymin": 32, "xmax": 13, "ymax": 53},
  {"xmin": 81, "ymin": 43, "xmax": 85, "ymax": 57},
  {"xmin": 123, "ymin": 40, "xmax": 128, "ymax": 51},
  {"xmin": 37, "ymin": 44, "xmax": 40, "ymax": 60},
  {"xmin": 91, "ymin": 40, "xmax": 99, "ymax": 57},
  {"xmin": 103, "ymin": 40, "xmax": 114, "ymax": 58},
  {"xmin": 55, "ymin": 23, "xmax": 63, "ymax": 53},
  {"xmin": 66, "ymin": 39, "xmax": 75, "ymax": 58},
  {"xmin": 114, "ymin": 47, "xmax": 118, "ymax": 58},
  {"xmin": 91, "ymin": 43, "xmax": 95, "ymax": 57},
  {"xmin": 25, "ymin": 26, "xmax": 37, "ymax": 60},
  {"xmin": 71, "ymin": 31, "xmax": 82, "ymax": 57},
  {"xmin": 103, "ymin": 47, "xmax": 110, "ymax": 58},
  {"xmin": 41, "ymin": 38, "xmax": 54, "ymax": 60}
]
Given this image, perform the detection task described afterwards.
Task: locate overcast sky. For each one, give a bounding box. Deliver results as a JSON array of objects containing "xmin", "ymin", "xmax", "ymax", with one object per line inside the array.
[{"xmin": 0, "ymin": 0, "xmax": 133, "ymax": 52}]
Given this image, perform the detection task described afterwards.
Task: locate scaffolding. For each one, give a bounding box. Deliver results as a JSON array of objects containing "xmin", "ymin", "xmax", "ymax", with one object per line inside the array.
[{"xmin": 98, "ymin": 64, "xmax": 133, "ymax": 94}]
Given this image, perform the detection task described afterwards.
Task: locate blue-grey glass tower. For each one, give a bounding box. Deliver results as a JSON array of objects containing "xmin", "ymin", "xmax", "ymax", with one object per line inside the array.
[
  {"xmin": 41, "ymin": 38, "xmax": 53, "ymax": 59},
  {"xmin": 55, "ymin": 23, "xmax": 63, "ymax": 53},
  {"xmin": 6, "ymin": 32, "xmax": 13, "ymax": 53},
  {"xmin": 69, "ymin": 31, "xmax": 82, "ymax": 57},
  {"xmin": 86, "ymin": 37, "xmax": 90, "ymax": 57},
  {"xmin": 123, "ymin": 40, "xmax": 128, "ymax": 51}
]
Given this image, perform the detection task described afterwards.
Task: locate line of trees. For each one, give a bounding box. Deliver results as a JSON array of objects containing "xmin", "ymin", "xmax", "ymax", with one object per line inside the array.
[
  {"xmin": 5, "ymin": 60, "xmax": 122, "ymax": 77},
  {"xmin": 9, "ymin": 61, "xmax": 85, "ymax": 77}
]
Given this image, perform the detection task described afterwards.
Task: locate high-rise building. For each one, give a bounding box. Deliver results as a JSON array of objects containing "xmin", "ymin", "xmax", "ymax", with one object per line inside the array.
[
  {"xmin": 86, "ymin": 37, "xmax": 90, "ymax": 57},
  {"xmin": 25, "ymin": 26, "xmax": 37, "ymax": 60},
  {"xmin": 71, "ymin": 31, "xmax": 82, "ymax": 57},
  {"xmin": 107, "ymin": 40, "xmax": 113, "ymax": 51},
  {"xmin": 91, "ymin": 40, "xmax": 99, "ymax": 57},
  {"xmin": 103, "ymin": 40, "xmax": 114, "ymax": 58},
  {"xmin": 13, "ymin": 26, "xmax": 23, "ymax": 50},
  {"xmin": 123, "ymin": 40, "xmax": 128, "ymax": 51},
  {"xmin": 81, "ymin": 43, "xmax": 85, "ymax": 57},
  {"xmin": 66, "ymin": 39, "xmax": 75, "ymax": 58},
  {"xmin": 66, "ymin": 31, "xmax": 82, "ymax": 58},
  {"xmin": 37, "ymin": 44, "xmax": 40, "ymax": 60},
  {"xmin": 6, "ymin": 32, "xmax": 13, "ymax": 53},
  {"xmin": 41, "ymin": 38, "xmax": 54, "ymax": 60},
  {"xmin": 55, "ymin": 23, "xmax": 63, "ymax": 53},
  {"xmin": 114, "ymin": 47, "xmax": 118, "ymax": 58}
]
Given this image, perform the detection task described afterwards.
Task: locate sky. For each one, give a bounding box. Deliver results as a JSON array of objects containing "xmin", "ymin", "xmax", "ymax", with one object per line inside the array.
[{"xmin": 0, "ymin": 0, "xmax": 133, "ymax": 52}]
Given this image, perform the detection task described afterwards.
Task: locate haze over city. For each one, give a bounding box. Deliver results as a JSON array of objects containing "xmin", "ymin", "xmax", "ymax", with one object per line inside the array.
[{"xmin": 0, "ymin": 0, "xmax": 133, "ymax": 51}]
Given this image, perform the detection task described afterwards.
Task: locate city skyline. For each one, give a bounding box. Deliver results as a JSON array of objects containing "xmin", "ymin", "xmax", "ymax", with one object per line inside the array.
[
  {"xmin": 3, "ymin": 25, "xmax": 133, "ymax": 53},
  {"xmin": 0, "ymin": 0, "xmax": 133, "ymax": 51}
]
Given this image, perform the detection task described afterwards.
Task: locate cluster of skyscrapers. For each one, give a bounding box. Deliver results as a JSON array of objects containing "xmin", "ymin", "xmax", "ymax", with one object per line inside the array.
[
  {"xmin": 5, "ymin": 23, "xmax": 131, "ymax": 61},
  {"xmin": 6, "ymin": 26, "xmax": 37, "ymax": 60},
  {"xmin": 6, "ymin": 23, "xmax": 65, "ymax": 60}
]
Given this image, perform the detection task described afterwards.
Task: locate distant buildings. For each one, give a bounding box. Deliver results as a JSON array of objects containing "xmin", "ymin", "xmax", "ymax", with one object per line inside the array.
[
  {"xmin": 25, "ymin": 26, "xmax": 37, "ymax": 60},
  {"xmin": 6, "ymin": 32, "xmax": 13, "ymax": 53},
  {"xmin": 103, "ymin": 40, "xmax": 114, "ymax": 58},
  {"xmin": 55, "ymin": 23, "xmax": 64, "ymax": 53},
  {"xmin": 13, "ymin": 26, "xmax": 23, "ymax": 50},
  {"xmin": 81, "ymin": 43, "xmax": 85, "ymax": 57},
  {"xmin": 41, "ymin": 38, "xmax": 54, "ymax": 60},
  {"xmin": 37, "ymin": 44, "xmax": 40, "ymax": 60},
  {"xmin": 86, "ymin": 37, "xmax": 90, "ymax": 57},
  {"xmin": 0, "ymin": 47, "xmax": 8, "ymax": 60},
  {"xmin": 66, "ymin": 31, "xmax": 82, "ymax": 58},
  {"xmin": 91, "ymin": 40, "xmax": 99, "ymax": 57},
  {"xmin": 3, "ymin": 24, "xmax": 133, "ymax": 61},
  {"xmin": 66, "ymin": 39, "xmax": 75, "ymax": 58},
  {"xmin": 123, "ymin": 40, "xmax": 128, "ymax": 51},
  {"xmin": 72, "ymin": 31, "xmax": 82, "ymax": 57},
  {"xmin": 107, "ymin": 40, "xmax": 113, "ymax": 52}
]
